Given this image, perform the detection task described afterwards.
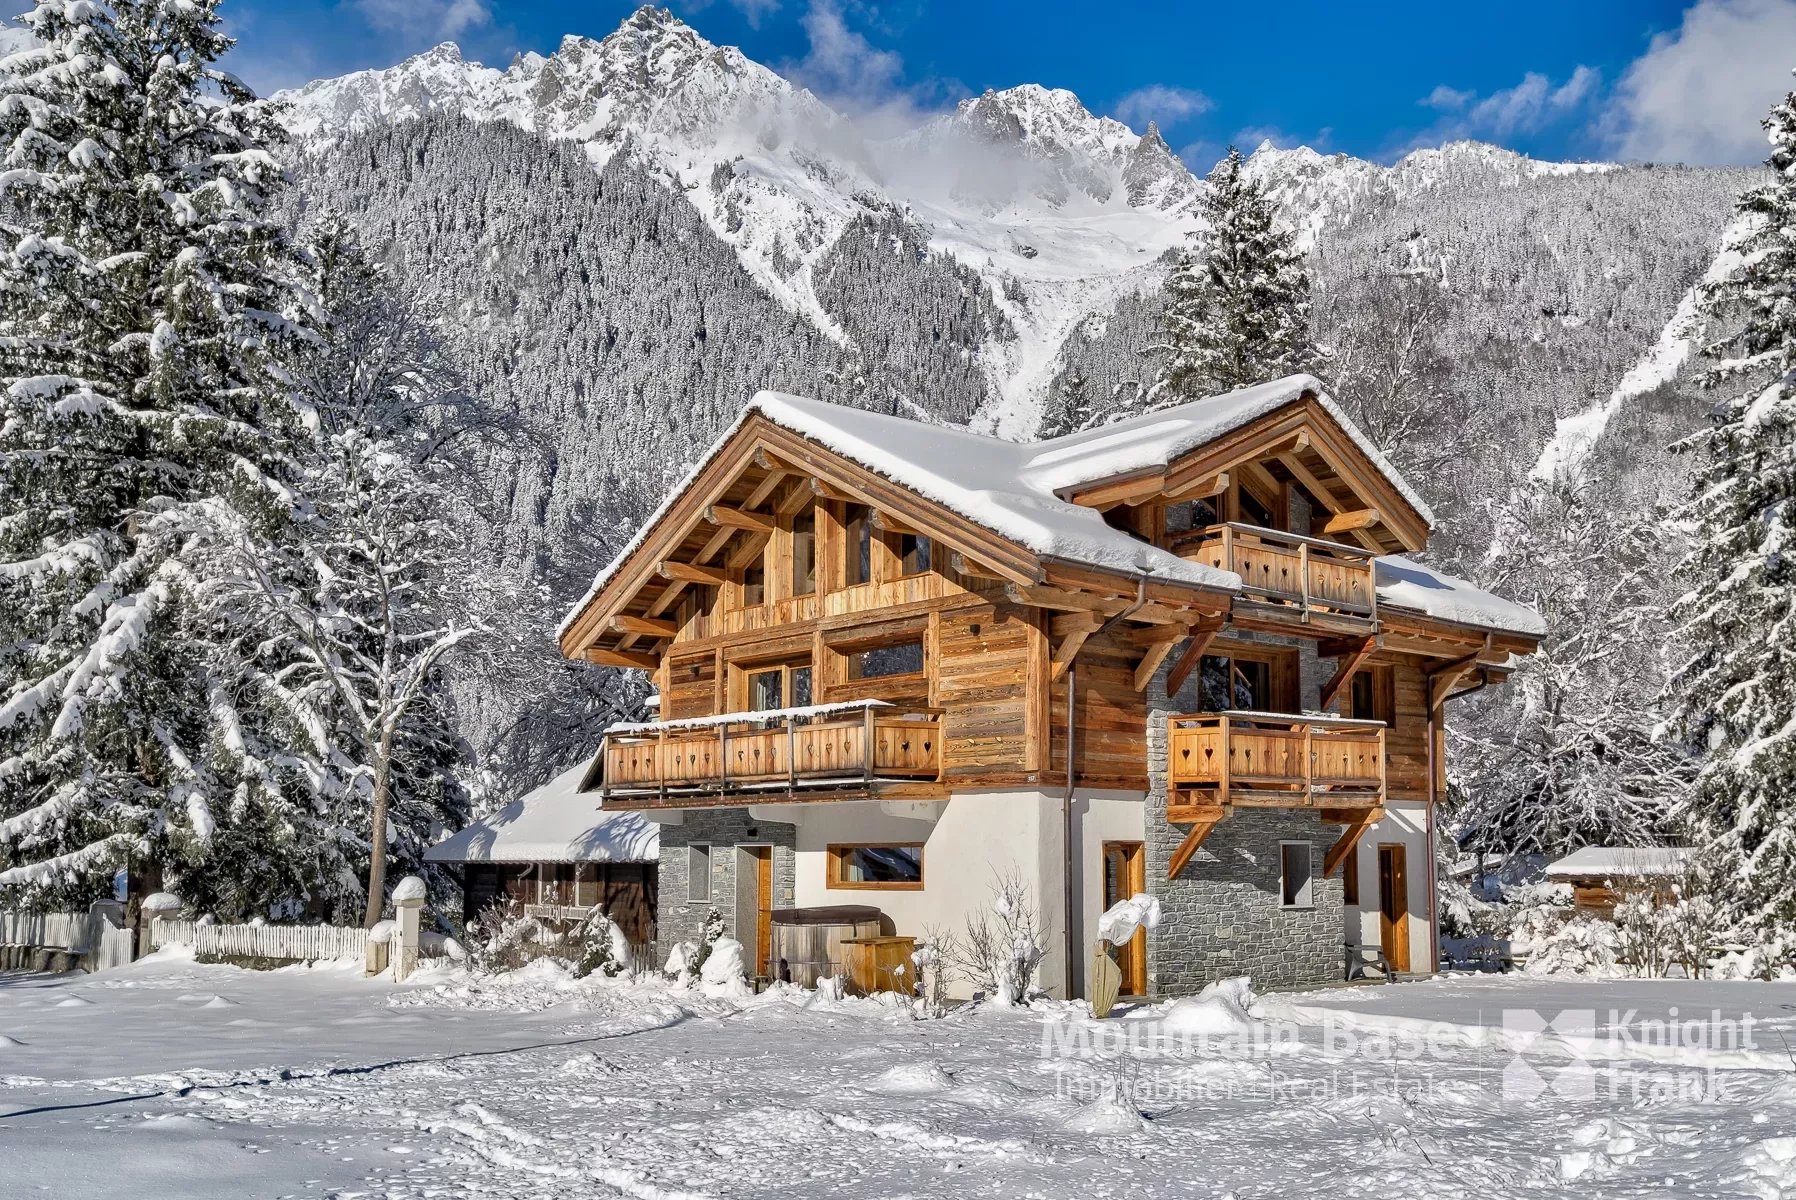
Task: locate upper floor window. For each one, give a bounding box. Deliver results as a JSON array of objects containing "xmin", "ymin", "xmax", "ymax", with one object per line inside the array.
[
  {"xmin": 896, "ymin": 532, "xmax": 932, "ymax": 577},
  {"xmin": 744, "ymin": 660, "xmax": 813, "ymax": 711},
  {"xmin": 791, "ymin": 509, "xmax": 817, "ymax": 596},
  {"xmin": 844, "ymin": 504, "xmax": 873, "ymax": 586},
  {"xmin": 1347, "ymin": 666, "xmax": 1395, "ymax": 725},
  {"xmin": 740, "ymin": 559, "xmax": 766, "ymax": 607},
  {"xmin": 848, "ymin": 638, "xmax": 924, "ymax": 680}
]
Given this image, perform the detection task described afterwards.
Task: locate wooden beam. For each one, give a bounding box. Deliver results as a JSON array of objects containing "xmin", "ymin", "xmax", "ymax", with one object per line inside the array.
[
  {"xmin": 1164, "ymin": 471, "xmax": 1229, "ymax": 503},
  {"xmin": 1134, "ymin": 638, "xmax": 1178, "ymax": 691},
  {"xmin": 869, "ymin": 508, "xmax": 920, "ymax": 536},
  {"xmin": 807, "ymin": 476, "xmax": 856, "ymax": 503},
  {"xmin": 753, "ymin": 447, "xmax": 796, "ymax": 473},
  {"xmin": 1323, "ymin": 807, "xmax": 1383, "ymax": 877},
  {"xmin": 659, "ymin": 560, "xmax": 728, "ymax": 587},
  {"xmin": 1167, "ymin": 809, "xmax": 1228, "ymax": 880},
  {"xmin": 1428, "ymin": 650, "xmax": 1486, "ymax": 710},
  {"xmin": 742, "ymin": 468, "xmax": 789, "ymax": 511},
  {"xmin": 1050, "ymin": 613, "xmax": 1103, "ymax": 682},
  {"xmin": 725, "ymin": 530, "xmax": 770, "ymax": 570},
  {"xmin": 1128, "ymin": 623, "xmax": 1190, "ymax": 646},
  {"xmin": 1321, "ymin": 507, "xmax": 1381, "ymax": 535},
  {"xmin": 1069, "ymin": 471, "xmax": 1167, "ymax": 511},
  {"xmin": 774, "ymin": 477, "xmax": 815, "ymax": 517},
  {"xmin": 949, "ymin": 551, "xmax": 1006, "ymax": 581},
  {"xmin": 1319, "ymin": 635, "xmax": 1379, "ymax": 713},
  {"xmin": 1164, "ymin": 620, "xmax": 1225, "ymax": 696},
  {"xmin": 704, "ymin": 504, "xmax": 775, "ymax": 533},
  {"xmin": 584, "ymin": 647, "xmax": 658, "ymax": 669},
  {"xmin": 1276, "ymin": 451, "xmax": 1345, "ymax": 513},
  {"xmin": 611, "ymin": 614, "xmax": 676, "ymax": 638},
  {"xmin": 1239, "ymin": 457, "xmax": 1285, "ymax": 503},
  {"xmin": 1005, "ymin": 583, "xmax": 1123, "ymax": 614}
]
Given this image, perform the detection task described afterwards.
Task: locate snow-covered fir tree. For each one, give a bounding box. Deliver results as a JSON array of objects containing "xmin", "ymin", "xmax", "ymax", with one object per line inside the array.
[
  {"xmin": 1670, "ymin": 75, "xmax": 1796, "ymax": 954},
  {"xmin": 198, "ymin": 219, "xmax": 484, "ymax": 924},
  {"xmin": 1146, "ymin": 147, "xmax": 1313, "ymax": 410},
  {"xmin": 0, "ymin": 1, "xmax": 301, "ymax": 904},
  {"xmin": 1036, "ymin": 363, "xmax": 1092, "ymax": 438}
]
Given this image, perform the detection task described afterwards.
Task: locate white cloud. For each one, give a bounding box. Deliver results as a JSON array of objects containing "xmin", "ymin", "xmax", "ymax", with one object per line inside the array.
[
  {"xmin": 1422, "ymin": 84, "xmax": 1475, "ymax": 112},
  {"xmin": 729, "ymin": 0, "xmax": 783, "ymax": 27},
  {"xmin": 1605, "ymin": 0, "xmax": 1796, "ymax": 165},
  {"xmin": 352, "ymin": 0, "xmax": 491, "ymax": 43},
  {"xmin": 1111, "ymin": 84, "xmax": 1211, "ymax": 131},
  {"xmin": 791, "ymin": 0, "xmax": 904, "ymax": 105},
  {"xmin": 1421, "ymin": 66, "xmax": 1599, "ymax": 140}
]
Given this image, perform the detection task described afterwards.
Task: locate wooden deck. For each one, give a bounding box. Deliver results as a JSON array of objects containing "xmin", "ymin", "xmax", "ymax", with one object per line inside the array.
[
  {"xmin": 1165, "ymin": 710, "xmax": 1386, "ymax": 809},
  {"xmin": 1172, "ymin": 523, "xmax": 1377, "ymax": 624},
  {"xmin": 597, "ymin": 701, "xmax": 943, "ymax": 807}
]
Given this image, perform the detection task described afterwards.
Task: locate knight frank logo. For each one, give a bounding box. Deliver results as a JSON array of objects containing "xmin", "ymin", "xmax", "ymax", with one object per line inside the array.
[{"xmin": 1501, "ymin": 1008, "xmax": 1598, "ymax": 1102}]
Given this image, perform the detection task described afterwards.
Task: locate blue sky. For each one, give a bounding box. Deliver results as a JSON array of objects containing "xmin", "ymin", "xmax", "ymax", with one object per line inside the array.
[{"xmin": 220, "ymin": 0, "xmax": 1796, "ymax": 167}]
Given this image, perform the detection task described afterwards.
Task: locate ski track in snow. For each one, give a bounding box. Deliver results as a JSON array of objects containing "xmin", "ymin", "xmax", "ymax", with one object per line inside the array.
[{"xmin": 7, "ymin": 961, "xmax": 1796, "ymax": 1197}]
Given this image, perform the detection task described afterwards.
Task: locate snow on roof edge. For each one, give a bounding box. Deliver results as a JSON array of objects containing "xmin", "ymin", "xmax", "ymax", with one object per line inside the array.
[{"xmin": 423, "ymin": 762, "xmax": 660, "ymax": 864}]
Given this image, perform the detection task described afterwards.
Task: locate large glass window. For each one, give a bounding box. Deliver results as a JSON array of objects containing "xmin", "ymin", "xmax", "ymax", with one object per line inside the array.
[
  {"xmin": 743, "ymin": 660, "xmax": 813, "ymax": 711},
  {"xmin": 791, "ymin": 509, "xmax": 816, "ymax": 596},
  {"xmin": 829, "ymin": 843, "xmax": 924, "ymax": 889},
  {"xmin": 847, "ymin": 638, "xmax": 924, "ymax": 680},
  {"xmin": 896, "ymin": 532, "xmax": 932, "ymax": 577},
  {"xmin": 844, "ymin": 504, "xmax": 873, "ymax": 586}
]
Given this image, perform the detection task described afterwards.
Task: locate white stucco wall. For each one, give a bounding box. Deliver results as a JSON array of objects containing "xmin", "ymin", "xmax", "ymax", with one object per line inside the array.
[
  {"xmin": 1342, "ymin": 798, "xmax": 1434, "ymax": 973},
  {"xmin": 1067, "ymin": 791, "xmax": 1147, "ymax": 999},
  {"xmin": 786, "ymin": 790, "xmax": 1069, "ymax": 999}
]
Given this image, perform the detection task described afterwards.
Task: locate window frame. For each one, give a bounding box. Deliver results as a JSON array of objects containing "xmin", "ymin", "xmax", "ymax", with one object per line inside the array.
[
  {"xmin": 1279, "ymin": 840, "xmax": 1314, "ymax": 910},
  {"xmin": 827, "ymin": 842, "xmax": 926, "ymax": 891},
  {"xmin": 688, "ymin": 843, "xmax": 712, "ymax": 904}
]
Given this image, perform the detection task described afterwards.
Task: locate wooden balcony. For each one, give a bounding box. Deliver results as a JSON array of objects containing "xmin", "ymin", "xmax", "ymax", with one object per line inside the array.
[
  {"xmin": 1172, "ymin": 523, "xmax": 1376, "ymax": 626},
  {"xmin": 1166, "ymin": 711, "xmax": 1386, "ymax": 810},
  {"xmin": 598, "ymin": 701, "xmax": 943, "ymax": 808}
]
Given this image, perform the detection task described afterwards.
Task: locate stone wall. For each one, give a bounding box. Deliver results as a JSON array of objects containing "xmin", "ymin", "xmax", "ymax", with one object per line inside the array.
[
  {"xmin": 1143, "ymin": 640, "xmax": 1345, "ymax": 993},
  {"xmin": 653, "ymin": 808, "xmax": 796, "ymax": 951}
]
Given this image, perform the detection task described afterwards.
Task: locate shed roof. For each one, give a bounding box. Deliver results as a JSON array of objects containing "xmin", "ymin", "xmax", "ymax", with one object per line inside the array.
[
  {"xmin": 1543, "ymin": 846, "xmax": 1695, "ymax": 880},
  {"xmin": 423, "ymin": 763, "xmax": 659, "ymax": 865}
]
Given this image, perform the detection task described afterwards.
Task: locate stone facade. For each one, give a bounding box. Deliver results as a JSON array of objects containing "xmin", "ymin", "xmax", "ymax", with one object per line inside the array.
[
  {"xmin": 653, "ymin": 808, "xmax": 796, "ymax": 951},
  {"xmin": 1141, "ymin": 631, "xmax": 1345, "ymax": 993}
]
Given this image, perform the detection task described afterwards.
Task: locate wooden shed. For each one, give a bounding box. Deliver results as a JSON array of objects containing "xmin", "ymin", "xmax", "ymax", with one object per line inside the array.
[
  {"xmin": 425, "ymin": 762, "xmax": 660, "ymax": 944},
  {"xmin": 1543, "ymin": 846, "xmax": 1696, "ymax": 919}
]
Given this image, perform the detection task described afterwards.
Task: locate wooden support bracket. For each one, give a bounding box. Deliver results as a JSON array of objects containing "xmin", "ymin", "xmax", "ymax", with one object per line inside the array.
[
  {"xmin": 1167, "ymin": 807, "xmax": 1229, "ymax": 880},
  {"xmin": 611, "ymin": 614, "xmax": 676, "ymax": 638},
  {"xmin": 1050, "ymin": 613, "xmax": 1103, "ymax": 682},
  {"xmin": 1428, "ymin": 645, "xmax": 1489, "ymax": 710},
  {"xmin": 1163, "ymin": 619, "xmax": 1225, "ymax": 697},
  {"xmin": 1133, "ymin": 638, "xmax": 1179, "ymax": 691},
  {"xmin": 659, "ymin": 560, "xmax": 728, "ymax": 587},
  {"xmin": 1321, "ymin": 507, "xmax": 1382, "ymax": 535},
  {"xmin": 585, "ymin": 647, "xmax": 658, "ymax": 669},
  {"xmin": 704, "ymin": 504, "xmax": 776, "ymax": 533},
  {"xmin": 1323, "ymin": 807, "xmax": 1383, "ymax": 877},
  {"xmin": 1319, "ymin": 635, "xmax": 1379, "ymax": 713}
]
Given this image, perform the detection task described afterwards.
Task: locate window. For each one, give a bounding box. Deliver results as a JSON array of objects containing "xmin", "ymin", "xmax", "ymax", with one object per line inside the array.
[
  {"xmin": 845, "ymin": 504, "xmax": 873, "ymax": 586},
  {"xmin": 1237, "ymin": 481, "xmax": 1279, "ymax": 529},
  {"xmin": 1347, "ymin": 667, "xmax": 1395, "ymax": 725},
  {"xmin": 743, "ymin": 661, "xmax": 812, "ymax": 711},
  {"xmin": 1197, "ymin": 646, "xmax": 1297, "ymax": 713},
  {"xmin": 1342, "ymin": 845, "xmax": 1360, "ymax": 906},
  {"xmin": 829, "ymin": 843, "xmax": 924, "ymax": 889},
  {"xmin": 689, "ymin": 844, "xmax": 712, "ymax": 903},
  {"xmin": 791, "ymin": 509, "xmax": 816, "ymax": 596},
  {"xmin": 1280, "ymin": 841, "xmax": 1314, "ymax": 909},
  {"xmin": 740, "ymin": 560, "xmax": 765, "ymax": 607},
  {"xmin": 896, "ymin": 532, "xmax": 932, "ymax": 576},
  {"xmin": 847, "ymin": 638, "xmax": 924, "ymax": 680}
]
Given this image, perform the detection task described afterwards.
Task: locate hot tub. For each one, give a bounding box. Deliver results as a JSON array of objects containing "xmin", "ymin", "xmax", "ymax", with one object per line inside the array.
[{"xmin": 767, "ymin": 905, "xmax": 884, "ymax": 987}]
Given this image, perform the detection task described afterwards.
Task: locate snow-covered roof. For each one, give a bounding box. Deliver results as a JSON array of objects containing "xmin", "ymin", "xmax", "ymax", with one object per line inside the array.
[
  {"xmin": 1374, "ymin": 557, "xmax": 1546, "ymax": 637},
  {"xmin": 423, "ymin": 763, "xmax": 658, "ymax": 864},
  {"xmin": 1544, "ymin": 847, "xmax": 1696, "ymax": 880},
  {"xmin": 1021, "ymin": 374, "xmax": 1435, "ymax": 525},
  {"xmin": 562, "ymin": 374, "xmax": 1441, "ymax": 639}
]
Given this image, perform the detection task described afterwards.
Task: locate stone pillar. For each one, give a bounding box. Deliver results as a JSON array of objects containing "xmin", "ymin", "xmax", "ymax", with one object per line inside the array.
[{"xmin": 392, "ymin": 875, "xmax": 426, "ymax": 982}]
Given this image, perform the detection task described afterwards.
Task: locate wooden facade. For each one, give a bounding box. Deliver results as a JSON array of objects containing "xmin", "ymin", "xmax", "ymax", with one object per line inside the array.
[{"xmin": 563, "ymin": 387, "xmax": 1541, "ymax": 886}]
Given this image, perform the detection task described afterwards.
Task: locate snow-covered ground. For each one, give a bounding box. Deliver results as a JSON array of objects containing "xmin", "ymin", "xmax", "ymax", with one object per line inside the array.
[{"xmin": 6, "ymin": 956, "xmax": 1796, "ymax": 1198}]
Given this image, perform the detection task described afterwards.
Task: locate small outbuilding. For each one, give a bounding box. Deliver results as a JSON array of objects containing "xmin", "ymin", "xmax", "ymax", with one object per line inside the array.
[
  {"xmin": 425, "ymin": 762, "xmax": 660, "ymax": 944},
  {"xmin": 1542, "ymin": 846, "xmax": 1696, "ymax": 918}
]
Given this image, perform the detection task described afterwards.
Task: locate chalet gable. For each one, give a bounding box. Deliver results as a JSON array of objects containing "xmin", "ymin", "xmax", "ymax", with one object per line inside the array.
[{"xmin": 558, "ymin": 398, "xmax": 1240, "ymax": 663}]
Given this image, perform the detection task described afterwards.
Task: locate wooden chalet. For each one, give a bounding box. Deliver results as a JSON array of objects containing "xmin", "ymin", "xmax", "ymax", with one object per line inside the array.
[{"xmin": 558, "ymin": 375, "xmax": 1544, "ymax": 997}]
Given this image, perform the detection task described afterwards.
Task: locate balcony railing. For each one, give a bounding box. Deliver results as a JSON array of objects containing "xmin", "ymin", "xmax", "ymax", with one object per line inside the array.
[
  {"xmin": 1171, "ymin": 522, "xmax": 1376, "ymax": 618},
  {"xmin": 598, "ymin": 700, "xmax": 943, "ymax": 804},
  {"xmin": 1166, "ymin": 711, "xmax": 1385, "ymax": 807}
]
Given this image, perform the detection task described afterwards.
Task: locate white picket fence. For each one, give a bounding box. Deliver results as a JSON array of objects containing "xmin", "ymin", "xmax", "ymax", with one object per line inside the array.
[
  {"xmin": 0, "ymin": 905, "xmax": 134, "ymax": 973},
  {"xmin": 151, "ymin": 918, "xmax": 369, "ymax": 963}
]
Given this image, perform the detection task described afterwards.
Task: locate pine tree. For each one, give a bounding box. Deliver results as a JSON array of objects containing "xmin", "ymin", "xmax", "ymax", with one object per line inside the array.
[
  {"xmin": 1037, "ymin": 363, "xmax": 1092, "ymax": 438},
  {"xmin": 0, "ymin": 1, "xmax": 301, "ymax": 903},
  {"xmin": 1670, "ymin": 75, "xmax": 1796, "ymax": 955},
  {"xmin": 1147, "ymin": 147, "xmax": 1313, "ymax": 409}
]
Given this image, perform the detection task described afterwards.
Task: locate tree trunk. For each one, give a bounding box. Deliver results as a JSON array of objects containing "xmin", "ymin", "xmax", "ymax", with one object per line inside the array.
[{"xmin": 362, "ymin": 726, "xmax": 396, "ymax": 929}]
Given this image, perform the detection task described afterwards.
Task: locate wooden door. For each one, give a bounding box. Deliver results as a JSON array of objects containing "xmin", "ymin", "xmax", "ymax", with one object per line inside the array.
[
  {"xmin": 1102, "ymin": 841, "xmax": 1147, "ymax": 995},
  {"xmin": 1378, "ymin": 844, "xmax": 1410, "ymax": 974},
  {"xmin": 750, "ymin": 846, "xmax": 773, "ymax": 977}
]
